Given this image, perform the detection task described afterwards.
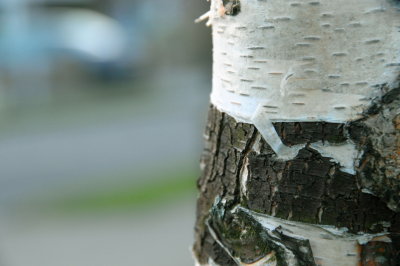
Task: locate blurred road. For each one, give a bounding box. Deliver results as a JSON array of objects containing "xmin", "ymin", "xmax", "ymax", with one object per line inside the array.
[
  {"xmin": 0, "ymin": 69, "xmax": 210, "ymax": 207},
  {"xmin": 0, "ymin": 196, "xmax": 196, "ymax": 266},
  {"xmin": 0, "ymin": 69, "xmax": 209, "ymax": 266},
  {"xmin": 0, "ymin": 0, "xmax": 211, "ymax": 264}
]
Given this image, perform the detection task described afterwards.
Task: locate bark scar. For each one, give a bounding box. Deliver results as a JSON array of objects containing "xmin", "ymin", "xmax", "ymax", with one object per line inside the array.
[{"xmin": 222, "ymin": 0, "xmax": 241, "ymax": 16}]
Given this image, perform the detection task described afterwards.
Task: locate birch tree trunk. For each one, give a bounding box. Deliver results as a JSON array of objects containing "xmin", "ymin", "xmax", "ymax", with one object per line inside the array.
[{"xmin": 193, "ymin": 0, "xmax": 400, "ymax": 265}]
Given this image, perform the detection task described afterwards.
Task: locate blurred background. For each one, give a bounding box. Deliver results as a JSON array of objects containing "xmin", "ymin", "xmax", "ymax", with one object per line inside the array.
[{"xmin": 0, "ymin": 0, "xmax": 211, "ymax": 265}]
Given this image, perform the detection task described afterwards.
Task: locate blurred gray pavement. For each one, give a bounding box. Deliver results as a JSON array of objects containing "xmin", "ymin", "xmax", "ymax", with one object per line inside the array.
[
  {"xmin": 0, "ymin": 68, "xmax": 209, "ymax": 266},
  {"xmin": 0, "ymin": 68, "xmax": 210, "ymax": 206},
  {"xmin": 0, "ymin": 196, "xmax": 196, "ymax": 266}
]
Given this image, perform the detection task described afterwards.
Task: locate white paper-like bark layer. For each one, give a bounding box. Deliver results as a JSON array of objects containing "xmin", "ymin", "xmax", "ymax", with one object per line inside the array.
[
  {"xmin": 204, "ymin": 206, "xmax": 391, "ymax": 265},
  {"xmin": 238, "ymin": 207, "xmax": 390, "ymax": 266},
  {"xmin": 209, "ymin": 0, "xmax": 400, "ymax": 166}
]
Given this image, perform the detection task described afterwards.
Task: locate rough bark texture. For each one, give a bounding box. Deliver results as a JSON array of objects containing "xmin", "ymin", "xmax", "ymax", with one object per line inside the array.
[{"xmin": 193, "ymin": 85, "xmax": 400, "ymax": 265}]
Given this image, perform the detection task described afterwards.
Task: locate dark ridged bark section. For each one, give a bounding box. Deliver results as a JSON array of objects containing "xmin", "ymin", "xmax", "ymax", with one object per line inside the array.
[{"xmin": 193, "ymin": 86, "xmax": 400, "ymax": 265}]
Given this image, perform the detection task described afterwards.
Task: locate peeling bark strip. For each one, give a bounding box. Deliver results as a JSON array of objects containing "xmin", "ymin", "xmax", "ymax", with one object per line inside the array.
[
  {"xmin": 194, "ymin": 0, "xmax": 400, "ymax": 265},
  {"xmin": 208, "ymin": 200, "xmax": 393, "ymax": 266}
]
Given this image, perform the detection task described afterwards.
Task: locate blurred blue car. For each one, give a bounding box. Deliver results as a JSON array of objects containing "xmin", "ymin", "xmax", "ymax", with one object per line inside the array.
[{"xmin": 0, "ymin": 0, "xmax": 131, "ymax": 104}]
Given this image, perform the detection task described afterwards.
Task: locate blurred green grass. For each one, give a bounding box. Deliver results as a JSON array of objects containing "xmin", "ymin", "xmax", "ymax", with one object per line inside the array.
[
  {"xmin": 57, "ymin": 171, "xmax": 196, "ymax": 212},
  {"xmin": 21, "ymin": 168, "xmax": 198, "ymax": 215}
]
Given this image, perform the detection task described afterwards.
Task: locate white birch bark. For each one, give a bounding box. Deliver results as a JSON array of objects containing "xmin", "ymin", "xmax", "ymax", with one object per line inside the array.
[
  {"xmin": 205, "ymin": 0, "xmax": 400, "ymax": 173},
  {"xmin": 195, "ymin": 0, "xmax": 400, "ymax": 265}
]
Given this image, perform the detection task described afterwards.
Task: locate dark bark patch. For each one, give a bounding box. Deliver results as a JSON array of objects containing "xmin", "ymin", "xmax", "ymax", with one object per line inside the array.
[
  {"xmin": 223, "ymin": 0, "xmax": 241, "ymax": 16},
  {"xmin": 245, "ymin": 147, "xmax": 398, "ymax": 233},
  {"xmin": 382, "ymin": 87, "xmax": 400, "ymax": 104},
  {"xmin": 208, "ymin": 200, "xmax": 316, "ymax": 265},
  {"xmin": 361, "ymin": 240, "xmax": 397, "ymax": 266},
  {"xmin": 273, "ymin": 122, "xmax": 346, "ymax": 146},
  {"xmin": 194, "ymin": 106, "xmax": 257, "ymax": 263},
  {"xmin": 201, "ymin": 229, "xmax": 237, "ymax": 266},
  {"xmin": 387, "ymin": 0, "xmax": 400, "ymax": 7},
  {"xmin": 350, "ymin": 85, "xmax": 400, "ymax": 213}
]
